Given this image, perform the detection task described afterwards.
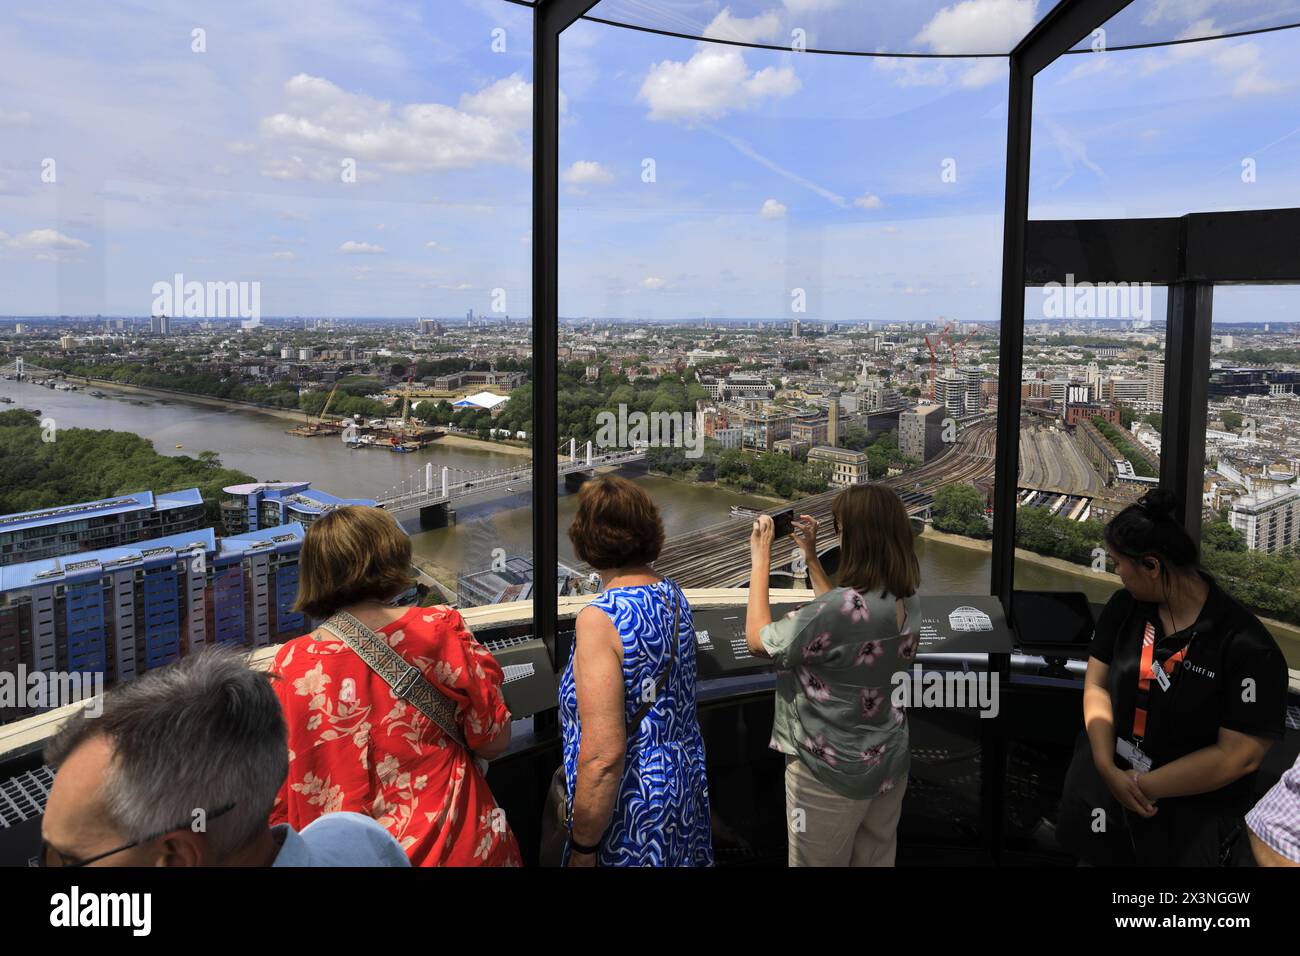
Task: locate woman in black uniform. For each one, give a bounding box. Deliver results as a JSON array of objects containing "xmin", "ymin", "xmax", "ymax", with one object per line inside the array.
[{"xmin": 1063, "ymin": 490, "xmax": 1288, "ymax": 865}]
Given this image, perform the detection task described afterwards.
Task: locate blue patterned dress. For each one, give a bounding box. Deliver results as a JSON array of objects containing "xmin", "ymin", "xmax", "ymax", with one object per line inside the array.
[{"xmin": 559, "ymin": 579, "xmax": 713, "ymax": 866}]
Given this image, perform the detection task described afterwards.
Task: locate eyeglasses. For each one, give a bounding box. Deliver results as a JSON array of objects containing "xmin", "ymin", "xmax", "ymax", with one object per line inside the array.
[{"xmin": 35, "ymin": 801, "xmax": 237, "ymax": 868}]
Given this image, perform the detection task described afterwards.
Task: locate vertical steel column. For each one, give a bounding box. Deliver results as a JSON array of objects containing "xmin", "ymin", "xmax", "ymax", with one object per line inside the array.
[
  {"xmin": 1162, "ymin": 281, "xmax": 1214, "ymax": 537},
  {"xmin": 984, "ymin": 51, "xmax": 1035, "ymax": 867},
  {"xmin": 987, "ymin": 0, "xmax": 1134, "ymax": 866},
  {"xmin": 991, "ymin": 60, "xmax": 1032, "ymax": 612},
  {"xmin": 534, "ymin": 1, "xmax": 599, "ymax": 671}
]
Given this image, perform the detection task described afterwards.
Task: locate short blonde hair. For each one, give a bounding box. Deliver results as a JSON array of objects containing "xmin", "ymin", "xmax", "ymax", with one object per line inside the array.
[{"xmin": 294, "ymin": 506, "xmax": 414, "ymax": 619}]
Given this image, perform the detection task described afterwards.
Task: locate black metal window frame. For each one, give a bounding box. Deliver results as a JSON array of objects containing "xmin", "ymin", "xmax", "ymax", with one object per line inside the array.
[
  {"xmin": 535, "ymin": 0, "xmax": 1139, "ymax": 649},
  {"xmin": 532, "ymin": 0, "xmax": 1299, "ymax": 860}
]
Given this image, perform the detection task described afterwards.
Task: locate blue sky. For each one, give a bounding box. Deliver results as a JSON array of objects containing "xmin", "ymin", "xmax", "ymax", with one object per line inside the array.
[{"xmin": 0, "ymin": 0, "xmax": 1297, "ymax": 323}]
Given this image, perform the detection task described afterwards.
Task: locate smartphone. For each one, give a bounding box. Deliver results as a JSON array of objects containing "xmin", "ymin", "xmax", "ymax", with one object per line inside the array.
[{"xmin": 771, "ymin": 508, "xmax": 794, "ymax": 539}]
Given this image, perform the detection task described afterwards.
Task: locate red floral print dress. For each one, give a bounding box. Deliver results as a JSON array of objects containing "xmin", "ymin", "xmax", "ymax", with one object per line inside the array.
[{"xmin": 268, "ymin": 605, "xmax": 521, "ymax": 867}]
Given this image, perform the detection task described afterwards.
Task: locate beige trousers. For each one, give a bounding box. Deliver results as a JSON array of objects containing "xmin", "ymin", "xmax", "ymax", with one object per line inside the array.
[{"xmin": 784, "ymin": 755, "xmax": 907, "ymax": 867}]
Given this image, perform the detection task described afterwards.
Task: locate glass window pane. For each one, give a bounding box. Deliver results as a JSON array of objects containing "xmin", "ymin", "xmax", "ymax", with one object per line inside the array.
[
  {"xmin": 1201, "ymin": 286, "xmax": 1300, "ymax": 669},
  {"xmin": 0, "ymin": 1, "xmax": 533, "ymax": 722}
]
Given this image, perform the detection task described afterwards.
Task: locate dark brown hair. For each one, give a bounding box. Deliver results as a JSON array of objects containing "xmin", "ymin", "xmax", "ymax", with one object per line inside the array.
[
  {"xmin": 568, "ymin": 475, "xmax": 664, "ymax": 571},
  {"xmin": 832, "ymin": 484, "xmax": 920, "ymax": 599},
  {"xmin": 294, "ymin": 506, "xmax": 414, "ymax": 618}
]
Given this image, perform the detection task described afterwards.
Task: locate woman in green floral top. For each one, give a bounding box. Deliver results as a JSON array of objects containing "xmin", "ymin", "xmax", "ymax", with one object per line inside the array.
[{"xmin": 746, "ymin": 484, "xmax": 920, "ymax": 867}]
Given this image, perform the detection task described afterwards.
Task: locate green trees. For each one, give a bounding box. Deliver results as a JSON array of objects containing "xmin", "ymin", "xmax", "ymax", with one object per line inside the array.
[
  {"xmin": 0, "ymin": 410, "xmax": 253, "ymax": 526},
  {"xmin": 863, "ymin": 431, "xmax": 916, "ymax": 479},
  {"xmin": 1014, "ymin": 508, "xmax": 1106, "ymax": 565},
  {"xmin": 1202, "ymin": 546, "xmax": 1300, "ymax": 625},
  {"xmin": 1201, "ymin": 520, "xmax": 1245, "ymax": 553},
  {"xmin": 839, "ymin": 421, "xmax": 871, "ymax": 452},
  {"xmin": 714, "ymin": 449, "xmax": 829, "ymax": 499},
  {"xmin": 1198, "ymin": 516, "xmax": 1300, "ymax": 625},
  {"xmin": 932, "ymin": 484, "xmax": 989, "ymax": 538}
]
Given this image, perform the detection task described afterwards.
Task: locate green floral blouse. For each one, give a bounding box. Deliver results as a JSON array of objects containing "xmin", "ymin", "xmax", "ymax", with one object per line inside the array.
[{"xmin": 759, "ymin": 586, "xmax": 918, "ymax": 800}]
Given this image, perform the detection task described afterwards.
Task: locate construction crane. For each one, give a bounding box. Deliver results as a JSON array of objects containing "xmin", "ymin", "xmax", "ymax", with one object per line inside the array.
[
  {"xmin": 923, "ymin": 322, "xmax": 950, "ymax": 401},
  {"xmin": 288, "ymin": 381, "xmax": 341, "ymax": 436},
  {"xmin": 388, "ymin": 370, "xmax": 419, "ymax": 449},
  {"xmin": 925, "ymin": 321, "xmax": 981, "ymax": 401},
  {"xmin": 316, "ymin": 382, "xmax": 340, "ymax": 427}
]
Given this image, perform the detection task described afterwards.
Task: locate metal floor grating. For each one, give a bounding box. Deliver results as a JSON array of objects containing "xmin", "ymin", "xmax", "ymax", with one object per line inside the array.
[{"xmin": 0, "ymin": 765, "xmax": 53, "ymax": 828}]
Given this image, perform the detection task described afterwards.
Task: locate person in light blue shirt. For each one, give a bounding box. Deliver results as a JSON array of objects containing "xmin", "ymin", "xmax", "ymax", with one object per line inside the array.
[
  {"xmin": 272, "ymin": 813, "xmax": 410, "ymax": 867},
  {"xmin": 41, "ymin": 646, "xmax": 409, "ymax": 868}
]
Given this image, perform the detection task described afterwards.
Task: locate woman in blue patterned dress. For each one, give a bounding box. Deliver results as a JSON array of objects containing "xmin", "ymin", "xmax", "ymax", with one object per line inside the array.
[{"xmin": 559, "ymin": 475, "xmax": 713, "ymax": 867}]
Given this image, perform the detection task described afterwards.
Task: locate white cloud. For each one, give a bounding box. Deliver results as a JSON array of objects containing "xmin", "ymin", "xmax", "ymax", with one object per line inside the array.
[
  {"xmin": 271, "ymin": 250, "xmax": 296, "ymax": 260},
  {"xmin": 1212, "ymin": 43, "xmax": 1282, "ymax": 96},
  {"xmin": 640, "ymin": 48, "xmax": 800, "ymax": 123},
  {"xmin": 854, "ymin": 193, "xmax": 883, "ymax": 210},
  {"xmin": 425, "ymin": 240, "xmax": 443, "ymax": 250},
  {"xmin": 872, "ymin": 56, "xmax": 948, "ymax": 87},
  {"xmin": 338, "ymin": 240, "xmax": 384, "ymax": 255},
  {"xmin": 259, "ymin": 73, "xmax": 527, "ymax": 174},
  {"xmin": 642, "ymin": 276, "xmax": 665, "ymax": 289},
  {"xmin": 458, "ymin": 73, "xmax": 534, "ymax": 132},
  {"xmin": 760, "ymin": 199, "xmax": 787, "ymax": 219},
  {"xmin": 562, "ymin": 160, "xmax": 615, "ymax": 186},
  {"xmin": 260, "ymin": 154, "xmax": 355, "ymax": 182},
  {"xmin": 5, "ymin": 228, "xmax": 89, "ymax": 251},
  {"xmin": 1139, "ymin": 28, "xmax": 1283, "ymax": 97},
  {"xmin": 1141, "ymin": 0, "xmax": 1217, "ymax": 26},
  {"xmin": 900, "ymin": 0, "xmax": 1031, "ymax": 87},
  {"xmin": 782, "ymin": 0, "xmax": 843, "ymax": 12},
  {"xmin": 704, "ymin": 9, "xmax": 783, "ymax": 44},
  {"xmin": 914, "ymin": 0, "xmax": 1038, "ymax": 55},
  {"xmin": 959, "ymin": 59, "xmax": 1007, "ymax": 88}
]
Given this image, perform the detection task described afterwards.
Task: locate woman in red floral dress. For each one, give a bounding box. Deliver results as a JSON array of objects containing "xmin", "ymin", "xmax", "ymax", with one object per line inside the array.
[{"xmin": 268, "ymin": 506, "xmax": 521, "ymax": 867}]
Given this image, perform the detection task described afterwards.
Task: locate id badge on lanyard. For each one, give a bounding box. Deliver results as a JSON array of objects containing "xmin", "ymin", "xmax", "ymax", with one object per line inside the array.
[
  {"xmin": 1115, "ymin": 736, "xmax": 1152, "ymax": 774},
  {"xmin": 1119, "ymin": 621, "xmax": 1189, "ymax": 774}
]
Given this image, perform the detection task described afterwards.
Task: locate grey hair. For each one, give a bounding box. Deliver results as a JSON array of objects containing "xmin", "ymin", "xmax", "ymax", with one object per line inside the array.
[{"xmin": 45, "ymin": 645, "xmax": 288, "ymax": 861}]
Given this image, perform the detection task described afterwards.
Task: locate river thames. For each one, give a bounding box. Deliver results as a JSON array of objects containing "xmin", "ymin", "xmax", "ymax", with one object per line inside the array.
[{"xmin": 0, "ymin": 376, "xmax": 1132, "ymax": 606}]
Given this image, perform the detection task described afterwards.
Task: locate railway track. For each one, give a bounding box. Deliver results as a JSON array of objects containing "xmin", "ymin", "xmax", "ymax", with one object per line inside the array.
[{"xmin": 651, "ymin": 418, "xmax": 998, "ymax": 589}]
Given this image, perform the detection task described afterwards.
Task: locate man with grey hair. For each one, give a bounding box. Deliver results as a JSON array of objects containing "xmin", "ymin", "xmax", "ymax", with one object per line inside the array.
[{"xmin": 40, "ymin": 645, "xmax": 409, "ymax": 867}]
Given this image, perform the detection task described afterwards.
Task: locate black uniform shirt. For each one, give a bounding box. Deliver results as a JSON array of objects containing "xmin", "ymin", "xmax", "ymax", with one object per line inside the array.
[{"xmin": 1089, "ymin": 574, "xmax": 1289, "ymax": 810}]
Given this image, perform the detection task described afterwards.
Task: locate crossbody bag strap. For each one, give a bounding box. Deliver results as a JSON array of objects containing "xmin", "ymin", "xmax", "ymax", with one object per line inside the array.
[
  {"xmin": 626, "ymin": 584, "xmax": 680, "ymax": 733},
  {"xmin": 318, "ymin": 611, "xmax": 470, "ymax": 752}
]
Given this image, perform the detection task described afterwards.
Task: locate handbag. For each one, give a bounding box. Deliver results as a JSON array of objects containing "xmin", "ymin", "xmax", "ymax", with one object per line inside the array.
[
  {"xmin": 317, "ymin": 610, "xmax": 470, "ymax": 753},
  {"xmin": 538, "ymin": 585, "xmax": 680, "ymax": 867}
]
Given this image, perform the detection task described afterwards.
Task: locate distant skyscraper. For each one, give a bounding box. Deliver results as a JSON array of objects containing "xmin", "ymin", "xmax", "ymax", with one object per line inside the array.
[
  {"xmin": 150, "ymin": 314, "xmax": 171, "ymax": 335},
  {"xmin": 1146, "ymin": 361, "xmax": 1165, "ymax": 404}
]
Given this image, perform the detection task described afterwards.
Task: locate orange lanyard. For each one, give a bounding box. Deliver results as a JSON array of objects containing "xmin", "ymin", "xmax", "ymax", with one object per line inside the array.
[{"xmin": 1131, "ymin": 621, "xmax": 1191, "ymax": 740}]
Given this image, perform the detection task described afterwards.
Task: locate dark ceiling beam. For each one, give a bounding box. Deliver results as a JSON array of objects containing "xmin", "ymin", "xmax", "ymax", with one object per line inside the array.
[
  {"xmin": 1025, "ymin": 208, "xmax": 1300, "ymax": 285},
  {"xmin": 1013, "ymin": 0, "xmax": 1134, "ymax": 75}
]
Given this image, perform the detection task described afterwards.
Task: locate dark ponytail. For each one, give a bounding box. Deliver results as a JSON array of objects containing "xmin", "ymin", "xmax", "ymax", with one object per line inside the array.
[{"xmin": 1104, "ymin": 490, "xmax": 1199, "ymax": 575}]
